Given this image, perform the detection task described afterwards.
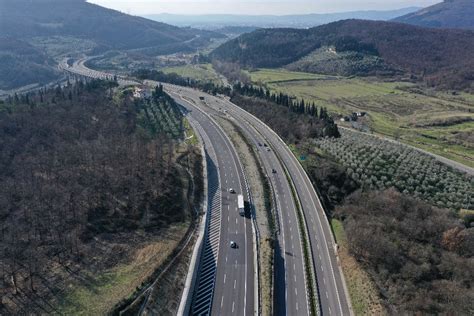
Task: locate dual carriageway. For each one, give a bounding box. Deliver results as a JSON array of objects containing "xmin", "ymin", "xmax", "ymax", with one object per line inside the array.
[{"xmin": 62, "ymin": 60, "xmax": 352, "ymax": 316}]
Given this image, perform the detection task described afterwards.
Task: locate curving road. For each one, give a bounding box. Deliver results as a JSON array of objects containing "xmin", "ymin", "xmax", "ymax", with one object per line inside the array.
[
  {"xmin": 171, "ymin": 93, "xmax": 256, "ymax": 316},
  {"xmin": 63, "ymin": 63, "xmax": 256, "ymax": 315},
  {"xmin": 63, "ymin": 60, "xmax": 351, "ymax": 315},
  {"xmin": 168, "ymin": 86, "xmax": 311, "ymax": 316},
  {"xmin": 164, "ymin": 85, "xmax": 352, "ymax": 316}
]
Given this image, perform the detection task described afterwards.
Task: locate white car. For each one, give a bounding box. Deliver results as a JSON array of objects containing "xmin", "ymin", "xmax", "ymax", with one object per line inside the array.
[
  {"xmin": 229, "ymin": 188, "xmax": 235, "ymax": 193},
  {"xmin": 230, "ymin": 241, "xmax": 237, "ymax": 248}
]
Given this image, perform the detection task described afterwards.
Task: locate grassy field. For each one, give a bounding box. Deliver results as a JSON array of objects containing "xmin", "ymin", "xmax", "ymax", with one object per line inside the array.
[
  {"xmin": 247, "ymin": 68, "xmax": 334, "ymax": 84},
  {"xmin": 57, "ymin": 223, "xmax": 189, "ymax": 315},
  {"xmin": 248, "ymin": 69, "xmax": 474, "ymax": 167},
  {"xmin": 162, "ymin": 63, "xmax": 224, "ymax": 85},
  {"xmin": 331, "ymin": 219, "xmax": 386, "ymax": 316}
]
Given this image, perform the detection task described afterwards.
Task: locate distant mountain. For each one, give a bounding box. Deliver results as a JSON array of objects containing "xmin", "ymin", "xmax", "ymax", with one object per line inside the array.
[
  {"xmin": 211, "ymin": 19, "xmax": 474, "ymax": 90},
  {"xmin": 145, "ymin": 7, "xmax": 420, "ymax": 30},
  {"xmin": 0, "ymin": 0, "xmax": 220, "ymax": 90},
  {"xmin": 394, "ymin": 0, "xmax": 474, "ymax": 30},
  {"xmin": 0, "ymin": 0, "xmax": 217, "ymax": 51}
]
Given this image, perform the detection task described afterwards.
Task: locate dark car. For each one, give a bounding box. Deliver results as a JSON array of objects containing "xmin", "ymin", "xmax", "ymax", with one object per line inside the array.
[{"xmin": 272, "ymin": 169, "xmax": 277, "ymax": 174}]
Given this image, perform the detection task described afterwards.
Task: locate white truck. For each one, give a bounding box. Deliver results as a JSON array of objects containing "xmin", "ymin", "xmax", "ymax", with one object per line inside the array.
[{"xmin": 238, "ymin": 194, "xmax": 245, "ymax": 216}]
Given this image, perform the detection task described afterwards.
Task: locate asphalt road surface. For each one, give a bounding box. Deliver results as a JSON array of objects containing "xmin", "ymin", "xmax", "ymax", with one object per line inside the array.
[
  {"xmin": 183, "ymin": 92, "xmax": 311, "ymax": 316},
  {"xmin": 164, "ymin": 85, "xmax": 351, "ymax": 316},
  {"xmin": 63, "ymin": 61, "xmax": 348, "ymax": 315},
  {"xmin": 167, "ymin": 90, "xmax": 256, "ymax": 316}
]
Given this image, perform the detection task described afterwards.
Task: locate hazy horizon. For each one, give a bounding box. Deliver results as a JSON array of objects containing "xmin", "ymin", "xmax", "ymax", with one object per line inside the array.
[{"xmin": 87, "ymin": 0, "xmax": 441, "ymax": 15}]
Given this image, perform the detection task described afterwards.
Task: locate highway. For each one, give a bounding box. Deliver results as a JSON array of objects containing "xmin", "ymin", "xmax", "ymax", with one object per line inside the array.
[
  {"xmin": 167, "ymin": 87, "xmax": 311, "ymax": 316},
  {"xmin": 45, "ymin": 58, "xmax": 474, "ymax": 315},
  {"xmin": 165, "ymin": 85, "xmax": 352, "ymax": 316},
  {"xmin": 63, "ymin": 63, "xmax": 256, "ymax": 315},
  {"xmin": 165, "ymin": 91, "xmax": 256, "ymax": 315},
  {"xmin": 191, "ymin": 90, "xmax": 310, "ymax": 316},
  {"xmin": 62, "ymin": 61, "xmax": 349, "ymax": 315}
]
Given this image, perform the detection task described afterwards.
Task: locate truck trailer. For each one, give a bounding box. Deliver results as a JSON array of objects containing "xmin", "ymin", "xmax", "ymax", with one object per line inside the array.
[{"xmin": 237, "ymin": 194, "xmax": 245, "ymax": 216}]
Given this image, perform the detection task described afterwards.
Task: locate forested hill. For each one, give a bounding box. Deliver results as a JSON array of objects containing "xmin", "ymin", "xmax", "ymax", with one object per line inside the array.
[
  {"xmin": 0, "ymin": 0, "xmax": 217, "ymax": 51},
  {"xmin": 0, "ymin": 0, "xmax": 221, "ymax": 91},
  {"xmin": 394, "ymin": 0, "xmax": 474, "ymax": 30},
  {"xmin": 0, "ymin": 38, "xmax": 59, "ymax": 90},
  {"xmin": 211, "ymin": 19, "xmax": 474, "ymax": 90}
]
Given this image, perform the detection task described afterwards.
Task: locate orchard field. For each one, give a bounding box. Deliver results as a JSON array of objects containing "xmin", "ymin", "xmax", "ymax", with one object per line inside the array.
[
  {"xmin": 314, "ymin": 129, "xmax": 473, "ymax": 211},
  {"xmin": 248, "ymin": 68, "xmax": 474, "ymax": 167}
]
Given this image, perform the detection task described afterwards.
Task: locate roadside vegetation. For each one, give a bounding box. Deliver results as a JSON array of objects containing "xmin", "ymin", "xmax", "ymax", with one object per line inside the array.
[
  {"xmin": 136, "ymin": 84, "xmax": 184, "ymax": 139},
  {"xmin": 231, "ymin": 84, "xmax": 340, "ymax": 142},
  {"xmin": 293, "ymin": 138, "xmax": 473, "ymax": 315},
  {"xmin": 0, "ymin": 80, "xmax": 203, "ymax": 314},
  {"xmin": 222, "ymin": 80, "xmax": 473, "ymax": 314},
  {"xmin": 336, "ymin": 189, "xmax": 473, "ymax": 314},
  {"xmin": 330, "ymin": 219, "xmax": 386, "ymax": 315}
]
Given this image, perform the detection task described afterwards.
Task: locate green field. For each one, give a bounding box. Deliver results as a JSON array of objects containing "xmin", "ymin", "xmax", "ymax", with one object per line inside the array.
[
  {"xmin": 246, "ymin": 68, "xmax": 334, "ymax": 84},
  {"xmin": 248, "ymin": 69, "xmax": 474, "ymax": 167},
  {"xmin": 162, "ymin": 63, "xmax": 223, "ymax": 85}
]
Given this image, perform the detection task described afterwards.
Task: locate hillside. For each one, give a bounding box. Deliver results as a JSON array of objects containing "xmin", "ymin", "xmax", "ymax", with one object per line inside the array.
[
  {"xmin": 211, "ymin": 19, "xmax": 474, "ymax": 90},
  {"xmin": 0, "ymin": 0, "xmax": 220, "ymax": 90},
  {"xmin": 394, "ymin": 0, "xmax": 474, "ymax": 30},
  {"xmin": 0, "ymin": 0, "xmax": 214, "ymax": 51},
  {"xmin": 0, "ymin": 38, "xmax": 60, "ymax": 90},
  {"xmin": 0, "ymin": 82, "xmax": 202, "ymax": 314}
]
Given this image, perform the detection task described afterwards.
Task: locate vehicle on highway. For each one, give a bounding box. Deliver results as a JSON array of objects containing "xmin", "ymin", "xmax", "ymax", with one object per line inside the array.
[
  {"xmin": 272, "ymin": 169, "xmax": 277, "ymax": 174},
  {"xmin": 230, "ymin": 241, "xmax": 237, "ymax": 248},
  {"xmin": 229, "ymin": 188, "xmax": 235, "ymax": 194},
  {"xmin": 238, "ymin": 194, "xmax": 245, "ymax": 216},
  {"xmin": 263, "ymin": 143, "xmax": 268, "ymax": 147}
]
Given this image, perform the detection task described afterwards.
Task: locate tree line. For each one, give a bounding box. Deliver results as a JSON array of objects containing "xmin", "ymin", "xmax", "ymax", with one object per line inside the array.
[
  {"xmin": 233, "ymin": 82, "xmax": 332, "ymax": 120},
  {"xmin": 133, "ymin": 69, "xmax": 340, "ymax": 141}
]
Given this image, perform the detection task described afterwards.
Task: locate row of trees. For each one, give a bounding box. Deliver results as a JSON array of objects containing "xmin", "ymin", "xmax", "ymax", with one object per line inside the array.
[
  {"xmin": 233, "ymin": 82, "xmax": 331, "ymax": 120},
  {"xmin": 231, "ymin": 93, "xmax": 340, "ymax": 144},
  {"xmin": 132, "ymin": 69, "xmax": 231, "ymax": 96},
  {"xmin": 132, "ymin": 70, "xmax": 339, "ymax": 139},
  {"xmin": 315, "ymin": 129, "xmax": 473, "ymax": 211},
  {"xmin": 135, "ymin": 84, "xmax": 184, "ymax": 139}
]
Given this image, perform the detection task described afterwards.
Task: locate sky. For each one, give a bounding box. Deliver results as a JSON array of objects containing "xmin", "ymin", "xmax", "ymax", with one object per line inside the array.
[{"xmin": 87, "ymin": 0, "xmax": 442, "ymax": 15}]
